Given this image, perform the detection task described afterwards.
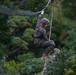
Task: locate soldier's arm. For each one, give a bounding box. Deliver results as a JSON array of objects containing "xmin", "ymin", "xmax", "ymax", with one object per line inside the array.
[
  {"xmin": 36, "ymin": 10, "xmax": 44, "ymax": 28},
  {"xmin": 43, "ymin": 30, "xmax": 48, "ymax": 40},
  {"xmin": 44, "ymin": 33, "xmax": 48, "ymax": 41}
]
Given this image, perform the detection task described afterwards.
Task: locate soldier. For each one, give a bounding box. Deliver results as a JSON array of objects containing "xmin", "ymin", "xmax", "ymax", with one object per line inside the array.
[{"xmin": 34, "ymin": 10, "xmax": 55, "ymax": 60}]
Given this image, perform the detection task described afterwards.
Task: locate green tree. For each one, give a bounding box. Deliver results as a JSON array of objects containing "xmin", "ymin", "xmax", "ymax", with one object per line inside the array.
[{"xmin": 47, "ymin": 49, "xmax": 75, "ymax": 75}]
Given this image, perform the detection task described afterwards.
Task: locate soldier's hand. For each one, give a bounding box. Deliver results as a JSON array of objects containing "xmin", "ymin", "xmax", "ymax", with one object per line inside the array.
[{"xmin": 41, "ymin": 10, "xmax": 44, "ymax": 15}]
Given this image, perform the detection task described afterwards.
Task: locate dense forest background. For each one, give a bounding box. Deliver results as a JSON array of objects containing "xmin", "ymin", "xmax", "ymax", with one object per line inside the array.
[{"xmin": 0, "ymin": 0, "xmax": 76, "ymax": 75}]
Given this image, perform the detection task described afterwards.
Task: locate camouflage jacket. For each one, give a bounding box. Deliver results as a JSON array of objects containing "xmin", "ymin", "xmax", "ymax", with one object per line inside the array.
[{"xmin": 34, "ymin": 14, "xmax": 48, "ymax": 40}]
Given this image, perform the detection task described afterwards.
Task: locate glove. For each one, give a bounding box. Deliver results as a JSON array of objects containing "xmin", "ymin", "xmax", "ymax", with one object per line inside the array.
[{"xmin": 41, "ymin": 10, "xmax": 44, "ymax": 15}]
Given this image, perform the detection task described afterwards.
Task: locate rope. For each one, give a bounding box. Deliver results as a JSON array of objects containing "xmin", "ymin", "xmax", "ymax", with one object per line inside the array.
[
  {"xmin": 49, "ymin": 3, "xmax": 54, "ymax": 41},
  {"xmin": 42, "ymin": 60, "xmax": 48, "ymax": 75},
  {"xmin": 43, "ymin": 0, "xmax": 51, "ymax": 11},
  {"xmin": 0, "ymin": 0, "xmax": 51, "ymax": 16}
]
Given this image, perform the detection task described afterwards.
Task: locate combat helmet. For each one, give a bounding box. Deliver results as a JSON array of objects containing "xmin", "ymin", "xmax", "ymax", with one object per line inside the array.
[{"xmin": 41, "ymin": 18, "xmax": 49, "ymax": 25}]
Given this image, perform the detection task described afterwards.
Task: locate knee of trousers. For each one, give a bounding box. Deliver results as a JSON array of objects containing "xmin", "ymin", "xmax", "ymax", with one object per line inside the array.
[{"xmin": 49, "ymin": 40, "xmax": 55, "ymax": 47}]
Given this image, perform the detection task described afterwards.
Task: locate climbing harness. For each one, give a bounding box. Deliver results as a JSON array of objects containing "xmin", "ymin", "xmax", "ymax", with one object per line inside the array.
[{"xmin": 0, "ymin": 0, "xmax": 51, "ymax": 16}]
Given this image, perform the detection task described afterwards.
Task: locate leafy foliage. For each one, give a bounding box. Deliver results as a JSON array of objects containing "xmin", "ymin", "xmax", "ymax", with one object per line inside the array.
[
  {"xmin": 64, "ymin": 58, "xmax": 76, "ymax": 75},
  {"xmin": 0, "ymin": 44, "xmax": 7, "ymax": 59},
  {"xmin": 22, "ymin": 28, "xmax": 34, "ymax": 42},
  {"xmin": 21, "ymin": 58, "xmax": 44, "ymax": 75},
  {"xmin": 62, "ymin": 0, "xmax": 76, "ymax": 19},
  {"xmin": 0, "ymin": 60, "xmax": 22, "ymax": 75},
  {"xmin": 12, "ymin": 37, "xmax": 28, "ymax": 50},
  {"xmin": 62, "ymin": 27, "xmax": 76, "ymax": 50},
  {"xmin": 47, "ymin": 49, "xmax": 75, "ymax": 75},
  {"xmin": 17, "ymin": 52, "xmax": 35, "ymax": 62}
]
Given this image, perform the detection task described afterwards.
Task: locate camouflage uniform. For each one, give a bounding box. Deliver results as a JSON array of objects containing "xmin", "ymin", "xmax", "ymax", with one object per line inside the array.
[{"xmin": 34, "ymin": 14, "xmax": 55, "ymax": 56}]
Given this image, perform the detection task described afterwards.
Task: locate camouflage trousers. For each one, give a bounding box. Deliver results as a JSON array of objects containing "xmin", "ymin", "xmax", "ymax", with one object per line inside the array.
[{"xmin": 34, "ymin": 38, "xmax": 55, "ymax": 56}]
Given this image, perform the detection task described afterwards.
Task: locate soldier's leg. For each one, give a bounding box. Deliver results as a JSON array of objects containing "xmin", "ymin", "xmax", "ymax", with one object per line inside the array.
[
  {"xmin": 45, "ymin": 40, "xmax": 55, "ymax": 55},
  {"xmin": 44, "ymin": 45, "xmax": 54, "ymax": 56},
  {"xmin": 41, "ymin": 40, "xmax": 55, "ymax": 60}
]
